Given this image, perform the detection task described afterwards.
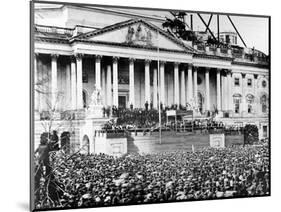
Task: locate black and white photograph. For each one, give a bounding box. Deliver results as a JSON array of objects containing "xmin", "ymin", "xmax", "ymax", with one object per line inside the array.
[{"xmin": 31, "ymin": 0, "xmax": 270, "ymax": 211}]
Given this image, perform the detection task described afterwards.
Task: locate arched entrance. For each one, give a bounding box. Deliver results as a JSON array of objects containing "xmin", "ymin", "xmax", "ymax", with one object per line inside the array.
[
  {"xmin": 81, "ymin": 135, "xmax": 90, "ymax": 155},
  {"xmin": 60, "ymin": 132, "xmax": 70, "ymax": 154}
]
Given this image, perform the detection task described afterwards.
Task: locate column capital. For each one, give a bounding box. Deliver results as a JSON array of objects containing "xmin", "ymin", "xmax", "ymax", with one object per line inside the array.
[
  {"xmin": 112, "ymin": 56, "xmax": 119, "ymax": 63},
  {"xmin": 241, "ymin": 73, "xmax": 246, "ymax": 78},
  {"xmin": 51, "ymin": 53, "xmax": 59, "ymax": 60},
  {"xmin": 129, "ymin": 58, "xmax": 136, "ymax": 63},
  {"xmin": 144, "ymin": 59, "xmax": 151, "ymax": 64},
  {"xmin": 174, "ymin": 62, "xmax": 180, "ymax": 67},
  {"xmin": 95, "ymin": 55, "xmax": 102, "ymax": 61},
  {"xmin": 70, "ymin": 55, "xmax": 76, "ymax": 62},
  {"xmin": 187, "ymin": 63, "xmax": 193, "ymax": 69},
  {"xmin": 225, "ymin": 69, "xmax": 232, "ymax": 75},
  {"xmin": 216, "ymin": 68, "xmax": 222, "ymax": 73},
  {"xmin": 159, "ymin": 60, "xmax": 166, "ymax": 65},
  {"xmin": 74, "ymin": 53, "xmax": 83, "ymax": 60},
  {"xmin": 205, "ymin": 67, "xmax": 210, "ymax": 72},
  {"xmin": 254, "ymin": 74, "xmax": 258, "ymax": 79}
]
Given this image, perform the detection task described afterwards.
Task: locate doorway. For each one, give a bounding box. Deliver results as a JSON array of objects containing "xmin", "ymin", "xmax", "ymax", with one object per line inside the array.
[{"xmin": 118, "ymin": 95, "xmax": 127, "ymax": 108}]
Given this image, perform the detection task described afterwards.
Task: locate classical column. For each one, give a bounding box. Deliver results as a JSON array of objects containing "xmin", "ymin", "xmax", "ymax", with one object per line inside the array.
[
  {"xmin": 216, "ymin": 69, "xmax": 221, "ymax": 111},
  {"xmin": 180, "ymin": 66, "xmax": 185, "ymax": 106},
  {"xmin": 205, "ymin": 68, "xmax": 210, "ymax": 111},
  {"xmin": 160, "ymin": 61, "xmax": 165, "ymax": 107},
  {"xmin": 193, "ymin": 67, "xmax": 198, "ymax": 106},
  {"xmin": 241, "ymin": 73, "xmax": 246, "ymax": 115},
  {"xmin": 106, "ymin": 64, "xmax": 112, "ymax": 107},
  {"xmin": 65, "ymin": 63, "xmax": 71, "ymax": 110},
  {"xmin": 185, "ymin": 67, "xmax": 189, "ymax": 103},
  {"xmin": 227, "ymin": 70, "xmax": 232, "ymax": 111},
  {"xmin": 153, "ymin": 67, "xmax": 158, "ymax": 109},
  {"xmin": 70, "ymin": 56, "xmax": 77, "ymax": 110},
  {"xmin": 51, "ymin": 54, "xmax": 58, "ymax": 109},
  {"xmin": 129, "ymin": 58, "xmax": 135, "ymax": 107},
  {"xmin": 174, "ymin": 62, "xmax": 179, "ymax": 106},
  {"xmin": 76, "ymin": 53, "xmax": 83, "ymax": 109},
  {"xmin": 101, "ymin": 66, "xmax": 106, "ymax": 105},
  {"xmin": 95, "ymin": 55, "xmax": 102, "ymax": 90},
  {"xmin": 187, "ymin": 64, "xmax": 193, "ymax": 103},
  {"xmin": 112, "ymin": 57, "xmax": 119, "ymax": 107},
  {"xmin": 254, "ymin": 74, "xmax": 258, "ymax": 114},
  {"xmin": 145, "ymin": 59, "xmax": 151, "ymax": 104}
]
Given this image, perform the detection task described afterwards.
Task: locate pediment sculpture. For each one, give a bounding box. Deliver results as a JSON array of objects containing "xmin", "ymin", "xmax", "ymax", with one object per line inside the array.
[{"xmin": 125, "ymin": 24, "xmax": 153, "ymax": 46}]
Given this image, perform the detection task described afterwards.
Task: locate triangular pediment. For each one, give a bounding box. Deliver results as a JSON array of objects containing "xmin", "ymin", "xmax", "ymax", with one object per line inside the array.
[{"xmin": 75, "ymin": 19, "xmax": 194, "ymax": 53}]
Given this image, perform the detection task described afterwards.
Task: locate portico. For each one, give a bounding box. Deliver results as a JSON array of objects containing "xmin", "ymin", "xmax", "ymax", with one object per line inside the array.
[{"xmin": 34, "ymin": 18, "xmax": 268, "ymax": 119}]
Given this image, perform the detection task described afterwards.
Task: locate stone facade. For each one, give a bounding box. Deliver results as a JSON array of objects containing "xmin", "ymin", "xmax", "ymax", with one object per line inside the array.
[{"xmin": 33, "ymin": 5, "xmax": 269, "ymax": 150}]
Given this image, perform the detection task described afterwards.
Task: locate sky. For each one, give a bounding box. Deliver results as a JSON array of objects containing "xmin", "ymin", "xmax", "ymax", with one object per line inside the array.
[{"xmin": 35, "ymin": 3, "xmax": 269, "ymax": 54}]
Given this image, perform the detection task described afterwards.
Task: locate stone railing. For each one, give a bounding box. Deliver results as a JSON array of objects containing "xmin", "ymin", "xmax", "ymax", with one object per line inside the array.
[
  {"xmin": 193, "ymin": 43, "xmax": 269, "ymax": 65},
  {"xmin": 35, "ymin": 24, "xmax": 99, "ymax": 37},
  {"xmin": 35, "ymin": 25, "xmax": 73, "ymax": 36}
]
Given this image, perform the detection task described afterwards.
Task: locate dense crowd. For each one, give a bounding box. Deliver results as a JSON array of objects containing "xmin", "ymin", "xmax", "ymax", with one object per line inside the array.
[{"xmin": 35, "ymin": 145, "xmax": 269, "ymax": 209}]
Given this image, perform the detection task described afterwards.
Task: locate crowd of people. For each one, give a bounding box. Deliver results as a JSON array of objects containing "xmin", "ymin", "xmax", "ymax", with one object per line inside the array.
[
  {"xmin": 102, "ymin": 117, "xmax": 243, "ymax": 136},
  {"xmin": 35, "ymin": 144, "xmax": 269, "ymax": 209}
]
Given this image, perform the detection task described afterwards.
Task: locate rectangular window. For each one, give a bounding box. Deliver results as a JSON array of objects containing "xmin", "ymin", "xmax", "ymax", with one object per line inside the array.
[
  {"xmin": 248, "ymin": 104, "xmax": 252, "ymax": 113},
  {"xmin": 247, "ymin": 79, "xmax": 252, "ymax": 87},
  {"xmin": 234, "ymin": 78, "xmax": 240, "ymax": 86},
  {"xmin": 234, "ymin": 103, "xmax": 240, "ymax": 113}
]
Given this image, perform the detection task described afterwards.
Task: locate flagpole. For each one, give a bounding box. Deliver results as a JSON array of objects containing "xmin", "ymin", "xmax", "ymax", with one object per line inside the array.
[{"xmin": 157, "ymin": 30, "xmax": 162, "ymax": 145}]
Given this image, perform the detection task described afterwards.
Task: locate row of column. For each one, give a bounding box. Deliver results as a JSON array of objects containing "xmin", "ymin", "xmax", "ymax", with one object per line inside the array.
[{"xmin": 35, "ymin": 53, "xmax": 234, "ymax": 112}]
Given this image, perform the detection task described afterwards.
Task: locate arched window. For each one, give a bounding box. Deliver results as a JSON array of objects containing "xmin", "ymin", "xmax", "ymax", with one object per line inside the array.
[
  {"xmin": 246, "ymin": 94, "xmax": 255, "ymax": 114},
  {"xmin": 260, "ymin": 95, "xmax": 268, "ymax": 113},
  {"xmin": 233, "ymin": 94, "xmax": 242, "ymax": 114}
]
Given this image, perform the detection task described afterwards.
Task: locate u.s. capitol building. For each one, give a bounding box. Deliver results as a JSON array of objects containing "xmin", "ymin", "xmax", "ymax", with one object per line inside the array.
[{"xmin": 33, "ymin": 4, "xmax": 269, "ymax": 152}]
